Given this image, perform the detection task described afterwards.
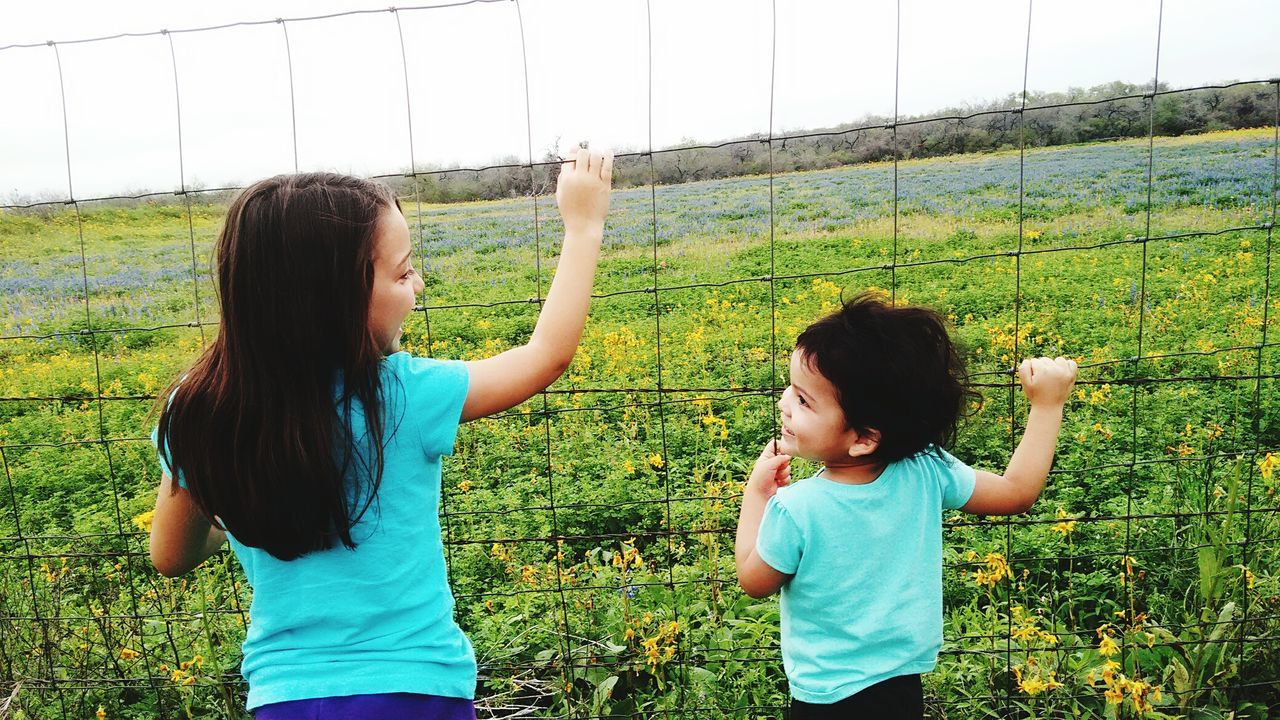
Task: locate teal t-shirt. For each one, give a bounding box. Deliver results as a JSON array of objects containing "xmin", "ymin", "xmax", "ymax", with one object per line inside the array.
[
  {"xmin": 154, "ymin": 352, "xmax": 474, "ymax": 709},
  {"xmin": 755, "ymin": 446, "xmax": 975, "ymax": 704}
]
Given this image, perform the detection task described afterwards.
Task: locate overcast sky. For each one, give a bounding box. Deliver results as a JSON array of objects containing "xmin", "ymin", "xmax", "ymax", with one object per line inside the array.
[{"xmin": 2, "ymin": 0, "xmax": 1276, "ymax": 200}]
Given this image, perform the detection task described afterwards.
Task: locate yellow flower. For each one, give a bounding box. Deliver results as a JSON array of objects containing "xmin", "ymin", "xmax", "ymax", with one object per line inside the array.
[
  {"xmin": 96, "ymin": 706, "xmax": 106, "ymax": 720},
  {"xmin": 520, "ymin": 565, "xmax": 538, "ymax": 587},
  {"xmin": 132, "ymin": 510, "xmax": 155, "ymax": 533},
  {"xmin": 1098, "ymin": 635, "xmax": 1120, "ymax": 657},
  {"xmin": 973, "ymin": 552, "xmax": 1012, "ymax": 587},
  {"xmin": 1260, "ymin": 452, "xmax": 1278, "ymax": 481},
  {"xmin": 119, "ymin": 647, "xmax": 140, "ymax": 661},
  {"xmin": 1238, "ymin": 565, "xmax": 1256, "ymax": 589},
  {"xmin": 1012, "ymin": 663, "xmax": 1062, "ymax": 697},
  {"xmin": 623, "ymin": 459, "xmax": 636, "ymax": 475},
  {"xmin": 1051, "ymin": 507, "xmax": 1077, "ymax": 536},
  {"xmin": 647, "ymin": 453, "xmax": 664, "ymax": 469},
  {"xmin": 1089, "ymin": 384, "xmax": 1111, "ymax": 405}
]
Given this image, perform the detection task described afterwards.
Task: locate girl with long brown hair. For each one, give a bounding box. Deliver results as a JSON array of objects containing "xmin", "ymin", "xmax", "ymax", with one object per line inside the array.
[{"xmin": 148, "ymin": 149, "xmax": 612, "ymax": 719}]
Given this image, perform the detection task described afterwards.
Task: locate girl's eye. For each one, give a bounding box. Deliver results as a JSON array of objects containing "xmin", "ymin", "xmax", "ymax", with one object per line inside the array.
[
  {"xmin": 401, "ymin": 268, "xmax": 416, "ymax": 281},
  {"xmin": 797, "ymin": 396, "xmax": 808, "ymax": 407}
]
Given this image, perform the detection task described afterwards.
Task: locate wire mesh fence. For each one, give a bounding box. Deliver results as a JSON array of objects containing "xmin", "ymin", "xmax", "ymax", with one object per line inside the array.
[{"xmin": 1, "ymin": 0, "xmax": 1278, "ymax": 718}]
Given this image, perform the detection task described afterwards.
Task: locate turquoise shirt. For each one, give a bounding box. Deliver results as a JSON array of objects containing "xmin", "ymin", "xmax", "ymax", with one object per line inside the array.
[
  {"xmin": 155, "ymin": 352, "xmax": 474, "ymax": 709},
  {"xmin": 755, "ymin": 447, "xmax": 975, "ymax": 704}
]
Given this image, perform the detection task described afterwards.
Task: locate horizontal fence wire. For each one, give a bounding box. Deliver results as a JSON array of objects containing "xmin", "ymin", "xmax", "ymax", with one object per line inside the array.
[{"xmin": 1, "ymin": 0, "xmax": 1279, "ymax": 718}]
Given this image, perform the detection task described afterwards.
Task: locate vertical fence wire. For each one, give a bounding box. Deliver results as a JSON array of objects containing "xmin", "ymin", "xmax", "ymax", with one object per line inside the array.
[
  {"xmin": 278, "ymin": 19, "xmax": 299, "ymax": 173},
  {"xmin": 1121, "ymin": 0, "xmax": 1164, "ymax": 683},
  {"xmin": 641, "ymin": 1, "xmax": 684, "ymax": 715},
  {"xmin": 512, "ymin": 2, "xmax": 578, "ymax": 711},
  {"xmin": 1240, "ymin": 77, "xmax": 1280, "ymax": 682},
  {"xmin": 165, "ymin": 32, "xmax": 248, "ymax": 712},
  {"xmin": 53, "ymin": 40, "xmax": 107, "ymax": 720},
  {"xmin": 1005, "ymin": 2, "xmax": 1035, "ymax": 714},
  {"xmin": 164, "ymin": 32, "xmax": 208, "ymax": 349},
  {"xmin": 890, "ymin": 0, "xmax": 900, "ymax": 304}
]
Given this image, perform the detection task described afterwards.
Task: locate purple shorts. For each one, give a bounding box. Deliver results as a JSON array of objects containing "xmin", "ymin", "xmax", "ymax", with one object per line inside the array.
[{"xmin": 253, "ymin": 693, "xmax": 476, "ymax": 720}]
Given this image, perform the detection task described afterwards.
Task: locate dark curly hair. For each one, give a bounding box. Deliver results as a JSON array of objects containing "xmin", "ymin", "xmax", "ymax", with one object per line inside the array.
[{"xmin": 794, "ymin": 293, "xmax": 978, "ymax": 464}]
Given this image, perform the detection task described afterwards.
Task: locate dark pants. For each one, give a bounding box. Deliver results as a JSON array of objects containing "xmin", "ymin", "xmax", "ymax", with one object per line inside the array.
[
  {"xmin": 790, "ymin": 674, "xmax": 923, "ymax": 720},
  {"xmin": 253, "ymin": 693, "xmax": 476, "ymax": 720}
]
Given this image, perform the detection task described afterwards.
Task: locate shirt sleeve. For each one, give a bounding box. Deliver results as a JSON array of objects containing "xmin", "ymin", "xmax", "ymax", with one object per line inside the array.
[
  {"xmin": 150, "ymin": 425, "xmax": 186, "ymax": 489},
  {"xmin": 934, "ymin": 446, "xmax": 977, "ymax": 510},
  {"xmin": 755, "ymin": 495, "xmax": 803, "ymax": 575},
  {"xmin": 385, "ymin": 352, "xmax": 471, "ymax": 458}
]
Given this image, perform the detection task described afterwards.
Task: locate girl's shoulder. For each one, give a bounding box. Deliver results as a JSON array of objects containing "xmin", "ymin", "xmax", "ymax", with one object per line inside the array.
[
  {"xmin": 773, "ymin": 474, "xmax": 841, "ymax": 507},
  {"xmin": 381, "ymin": 352, "xmax": 468, "ymax": 391},
  {"xmin": 895, "ymin": 445, "xmax": 969, "ymax": 474}
]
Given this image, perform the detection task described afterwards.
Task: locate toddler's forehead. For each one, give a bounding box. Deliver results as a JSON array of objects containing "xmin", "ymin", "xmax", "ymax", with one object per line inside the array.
[{"xmin": 790, "ymin": 348, "xmax": 825, "ymax": 376}]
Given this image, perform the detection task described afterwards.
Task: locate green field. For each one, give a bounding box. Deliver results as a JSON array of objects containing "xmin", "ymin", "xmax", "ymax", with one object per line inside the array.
[{"xmin": 1, "ymin": 128, "xmax": 1278, "ymax": 718}]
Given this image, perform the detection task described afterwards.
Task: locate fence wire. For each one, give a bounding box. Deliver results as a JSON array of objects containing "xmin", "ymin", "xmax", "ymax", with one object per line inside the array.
[{"xmin": 1, "ymin": 0, "xmax": 1279, "ymax": 718}]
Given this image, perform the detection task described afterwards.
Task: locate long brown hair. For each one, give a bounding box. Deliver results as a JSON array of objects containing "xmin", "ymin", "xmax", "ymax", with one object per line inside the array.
[{"xmin": 158, "ymin": 173, "xmax": 401, "ymax": 560}]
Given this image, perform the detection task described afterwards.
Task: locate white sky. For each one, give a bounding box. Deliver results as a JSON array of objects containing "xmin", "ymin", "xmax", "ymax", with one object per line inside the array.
[{"xmin": 1, "ymin": 0, "xmax": 1276, "ymax": 200}]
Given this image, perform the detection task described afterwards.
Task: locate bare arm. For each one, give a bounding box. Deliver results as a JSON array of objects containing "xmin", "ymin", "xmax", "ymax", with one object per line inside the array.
[
  {"xmin": 150, "ymin": 473, "xmax": 226, "ymax": 577},
  {"xmin": 461, "ymin": 148, "xmax": 613, "ymax": 421},
  {"xmin": 962, "ymin": 357, "xmax": 1077, "ymax": 516},
  {"xmin": 735, "ymin": 441, "xmax": 793, "ymax": 598}
]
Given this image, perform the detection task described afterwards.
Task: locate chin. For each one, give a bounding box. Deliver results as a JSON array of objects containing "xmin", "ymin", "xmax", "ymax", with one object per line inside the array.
[{"xmin": 777, "ymin": 434, "xmax": 797, "ymax": 456}]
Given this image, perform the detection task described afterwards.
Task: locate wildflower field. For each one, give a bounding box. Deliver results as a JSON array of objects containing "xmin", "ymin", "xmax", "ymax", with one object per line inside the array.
[{"xmin": 1, "ymin": 127, "xmax": 1278, "ymax": 719}]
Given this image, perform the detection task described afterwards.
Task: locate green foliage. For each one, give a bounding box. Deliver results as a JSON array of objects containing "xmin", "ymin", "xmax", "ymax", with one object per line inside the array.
[{"xmin": 1, "ymin": 130, "xmax": 1278, "ymax": 718}]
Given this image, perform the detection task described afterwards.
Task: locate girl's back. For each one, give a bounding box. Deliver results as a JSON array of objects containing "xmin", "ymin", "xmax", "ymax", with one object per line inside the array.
[{"xmin": 219, "ymin": 354, "xmax": 472, "ymax": 709}]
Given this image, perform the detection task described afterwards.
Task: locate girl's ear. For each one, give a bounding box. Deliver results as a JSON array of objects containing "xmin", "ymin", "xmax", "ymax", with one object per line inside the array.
[{"xmin": 847, "ymin": 427, "xmax": 881, "ymax": 459}]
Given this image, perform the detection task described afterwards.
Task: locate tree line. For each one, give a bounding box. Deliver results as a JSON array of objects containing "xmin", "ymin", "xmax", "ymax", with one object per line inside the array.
[{"xmin": 405, "ymin": 80, "xmax": 1276, "ymax": 203}]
